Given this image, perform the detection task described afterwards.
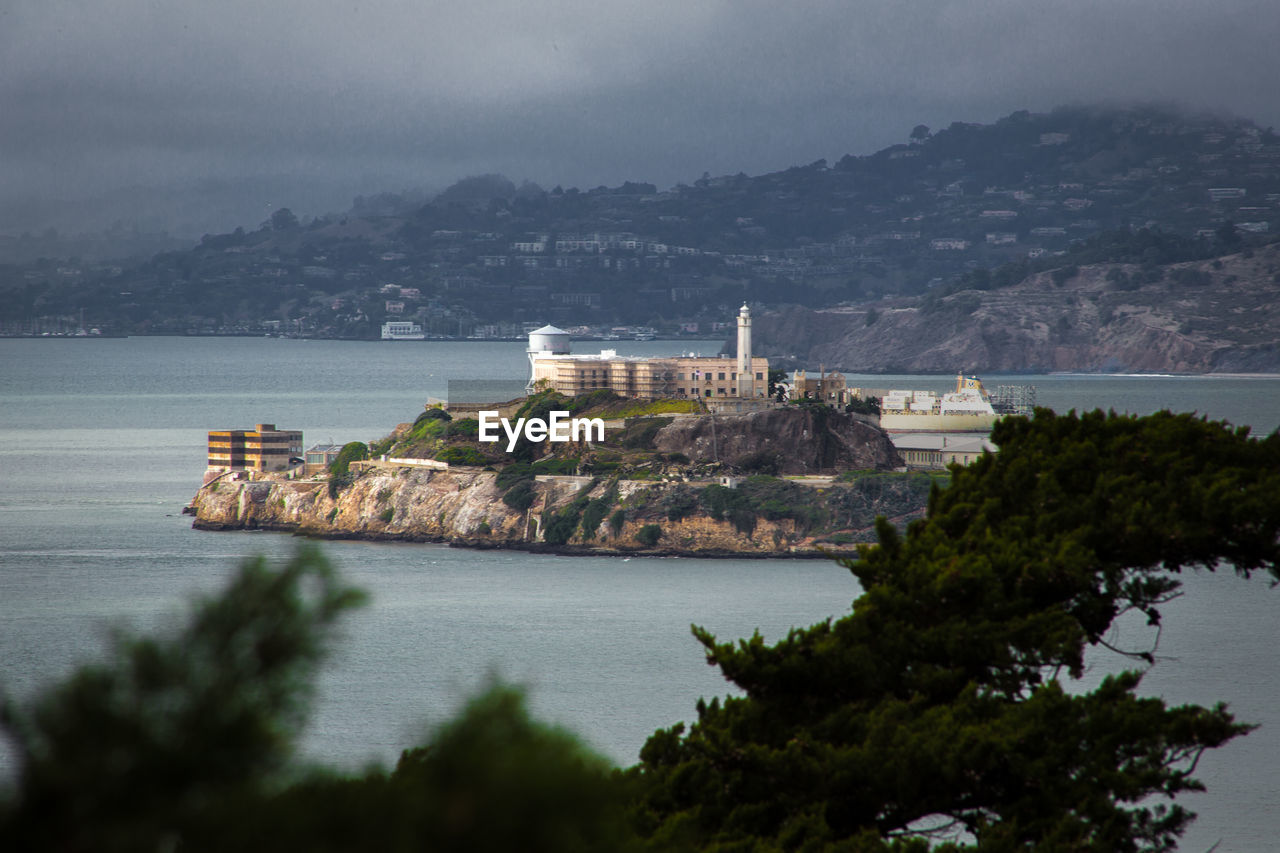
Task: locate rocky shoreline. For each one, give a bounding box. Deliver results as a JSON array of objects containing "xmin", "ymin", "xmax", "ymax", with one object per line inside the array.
[{"xmin": 187, "ymin": 463, "xmax": 936, "ymax": 558}]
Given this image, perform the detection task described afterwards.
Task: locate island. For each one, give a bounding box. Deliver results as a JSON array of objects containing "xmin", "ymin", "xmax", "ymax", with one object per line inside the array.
[{"xmin": 187, "ymin": 394, "xmax": 945, "ymax": 557}]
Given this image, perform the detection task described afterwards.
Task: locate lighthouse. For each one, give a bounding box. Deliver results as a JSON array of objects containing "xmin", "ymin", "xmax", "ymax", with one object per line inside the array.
[{"xmin": 736, "ymin": 303, "xmax": 754, "ymax": 397}]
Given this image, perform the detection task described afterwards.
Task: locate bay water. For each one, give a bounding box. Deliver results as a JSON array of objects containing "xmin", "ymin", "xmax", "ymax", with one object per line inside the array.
[{"xmin": 2, "ymin": 337, "xmax": 1277, "ymax": 850}]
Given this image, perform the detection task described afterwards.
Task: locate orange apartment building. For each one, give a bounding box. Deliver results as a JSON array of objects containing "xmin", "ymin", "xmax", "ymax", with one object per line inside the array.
[{"xmin": 207, "ymin": 423, "xmax": 303, "ymax": 472}]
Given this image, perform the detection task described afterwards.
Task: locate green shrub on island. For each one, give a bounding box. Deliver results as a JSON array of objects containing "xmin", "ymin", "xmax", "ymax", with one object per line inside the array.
[
  {"xmin": 328, "ymin": 441, "xmax": 368, "ymax": 477},
  {"xmin": 699, "ymin": 483, "xmax": 751, "ymax": 521},
  {"xmin": 407, "ymin": 418, "xmax": 447, "ymax": 442},
  {"xmin": 367, "ymin": 435, "xmax": 395, "ymax": 457},
  {"xmin": 620, "ymin": 417, "xmax": 672, "ymax": 450},
  {"xmin": 393, "ymin": 408, "xmax": 456, "ymax": 450},
  {"xmin": 444, "ymin": 418, "xmax": 480, "ymax": 440},
  {"xmin": 582, "ymin": 457, "xmax": 620, "ymax": 475},
  {"xmin": 514, "ymin": 390, "xmax": 571, "ymax": 422},
  {"xmin": 541, "ymin": 507, "xmax": 580, "ymax": 546},
  {"xmin": 415, "ymin": 407, "xmax": 452, "ymax": 424},
  {"xmin": 378, "ymin": 507, "xmax": 394, "ymax": 524},
  {"xmin": 532, "ymin": 458, "xmax": 578, "ymax": 476},
  {"xmin": 696, "ymin": 476, "xmax": 832, "ymax": 535},
  {"xmin": 578, "ymin": 490, "xmax": 616, "ymax": 542},
  {"xmin": 844, "ymin": 396, "xmax": 881, "ymax": 416},
  {"xmin": 606, "ymin": 398, "xmax": 702, "ymax": 418},
  {"xmin": 435, "ymin": 446, "xmax": 489, "ymax": 467},
  {"xmin": 496, "ymin": 461, "xmax": 534, "ymax": 489},
  {"xmin": 755, "ymin": 497, "xmax": 792, "ymax": 521},
  {"xmin": 663, "ymin": 489, "xmax": 698, "ymax": 522},
  {"xmin": 635, "ymin": 523, "xmax": 662, "ymax": 547},
  {"xmin": 539, "ymin": 485, "xmax": 598, "ymax": 546},
  {"xmin": 517, "ymin": 388, "xmax": 698, "ymax": 421},
  {"xmin": 501, "ymin": 480, "xmax": 537, "ymax": 512},
  {"xmin": 327, "ymin": 472, "xmax": 355, "ymax": 500},
  {"xmin": 497, "ymin": 459, "xmax": 577, "ymax": 490},
  {"xmin": 728, "ymin": 507, "xmax": 756, "ymax": 536},
  {"xmin": 566, "ymin": 388, "xmax": 618, "ymax": 413},
  {"xmin": 608, "ymin": 509, "xmax": 625, "ymax": 536}
]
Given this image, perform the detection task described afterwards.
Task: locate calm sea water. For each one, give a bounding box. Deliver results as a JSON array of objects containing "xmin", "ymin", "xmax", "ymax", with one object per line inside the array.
[{"xmin": 1, "ymin": 337, "xmax": 1277, "ymax": 851}]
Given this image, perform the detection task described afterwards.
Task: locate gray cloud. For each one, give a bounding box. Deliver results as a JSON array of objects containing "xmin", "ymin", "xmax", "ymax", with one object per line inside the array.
[{"xmin": 3, "ymin": 0, "xmax": 1279, "ymax": 234}]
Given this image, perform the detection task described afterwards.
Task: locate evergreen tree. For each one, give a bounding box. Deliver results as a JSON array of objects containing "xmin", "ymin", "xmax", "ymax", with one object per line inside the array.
[
  {"xmin": 0, "ymin": 546, "xmax": 366, "ymax": 851},
  {"xmin": 632, "ymin": 409, "xmax": 1280, "ymax": 851}
]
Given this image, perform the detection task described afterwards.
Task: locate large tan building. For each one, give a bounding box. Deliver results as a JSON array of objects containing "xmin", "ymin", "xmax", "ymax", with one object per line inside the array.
[
  {"xmin": 790, "ymin": 369, "xmax": 849, "ymax": 404},
  {"xmin": 528, "ymin": 305, "xmax": 769, "ymax": 403},
  {"xmin": 207, "ymin": 423, "xmax": 303, "ymax": 472}
]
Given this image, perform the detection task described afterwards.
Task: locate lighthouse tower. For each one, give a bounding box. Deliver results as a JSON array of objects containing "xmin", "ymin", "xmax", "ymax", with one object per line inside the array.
[{"xmin": 736, "ymin": 303, "xmax": 754, "ymax": 397}]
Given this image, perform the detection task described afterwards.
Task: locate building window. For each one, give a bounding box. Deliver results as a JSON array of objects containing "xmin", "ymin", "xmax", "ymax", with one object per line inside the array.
[
  {"xmin": 705, "ymin": 389, "xmax": 712, "ymax": 397},
  {"xmin": 718, "ymin": 372, "xmax": 725, "ymax": 380},
  {"xmin": 731, "ymin": 372, "xmax": 736, "ymax": 380},
  {"xmin": 756, "ymin": 372, "xmax": 764, "ymax": 380},
  {"xmin": 717, "ymin": 388, "xmax": 726, "ymax": 396}
]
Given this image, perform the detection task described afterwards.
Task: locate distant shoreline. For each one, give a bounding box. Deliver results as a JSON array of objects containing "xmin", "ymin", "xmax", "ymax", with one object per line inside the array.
[{"xmin": 6, "ymin": 335, "xmax": 1280, "ymax": 379}]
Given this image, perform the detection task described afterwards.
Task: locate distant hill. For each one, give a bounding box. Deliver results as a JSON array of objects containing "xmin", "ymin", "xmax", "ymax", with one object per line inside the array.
[
  {"xmin": 752, "ymin": 240, "xmax": 1280, "ymax": 373},
  {"xmin": 2, "ymin": 103, "xmax": 1278, "ymax": 360}
]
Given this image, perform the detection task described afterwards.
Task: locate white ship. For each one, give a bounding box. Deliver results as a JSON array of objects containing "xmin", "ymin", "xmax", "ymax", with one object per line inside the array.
[
  {"xmin": 381, "ymin": 321, "xmax": 425, "ymax": 340},
  {"xmin": 879, "ymin": 374, "xmax": 1000, "ymax": 432}
]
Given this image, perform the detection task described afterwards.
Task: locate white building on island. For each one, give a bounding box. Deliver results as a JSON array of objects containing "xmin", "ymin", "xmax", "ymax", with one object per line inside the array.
[{"xmin": 526, "ymin": 305, "xmax": 769, "ymax": 411}]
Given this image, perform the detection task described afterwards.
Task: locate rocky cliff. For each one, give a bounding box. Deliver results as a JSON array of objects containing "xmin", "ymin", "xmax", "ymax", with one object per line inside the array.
[
  {"xmin": 190, "ymin": 405, "xmax": 935, "ymax": 556},
  {"xmin": 653, "ymin": 408, "xmax": 896, "ymax": 473},
  {"xmin": 752, "ymin": 245, "xmax": 1280, "ymax": 373},
  {"xmin": 189, "ymin": 465, "xmax": 937, "ymax": 557}
]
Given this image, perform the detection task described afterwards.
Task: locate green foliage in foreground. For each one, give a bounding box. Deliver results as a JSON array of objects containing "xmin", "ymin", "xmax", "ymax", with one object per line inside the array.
[
  {"xmin": 0, "ymin": 549, "xmax": 631, "ymax": 853},
  {"xmin": 3, "ymin": 409, "xmax": 1279, "ymax": 852},
  {"xmin": 197, "ymin": 684, "xmax": 635, "ymax": 853},
  {"xmin": 632, "ymin": 409, "xmax": 1280, "ymax": 851},
  {"xmin": 0, "ymin": 546, "xmax": 367, "ymax": 852}
]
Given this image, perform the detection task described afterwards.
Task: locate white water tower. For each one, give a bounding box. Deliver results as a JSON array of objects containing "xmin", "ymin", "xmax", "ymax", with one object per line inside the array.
[{"xmin": 527, "ymin": 324, "xmax": 571, "ymax": 391}]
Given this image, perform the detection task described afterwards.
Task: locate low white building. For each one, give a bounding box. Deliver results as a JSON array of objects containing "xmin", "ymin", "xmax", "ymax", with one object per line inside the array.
[{"xmin": 891, "ymin": 434, "xmax": 996, "ymax": 469}]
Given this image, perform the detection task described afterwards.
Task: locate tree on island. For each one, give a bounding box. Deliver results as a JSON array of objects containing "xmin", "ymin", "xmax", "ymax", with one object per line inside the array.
[{"xmin": 3, "ymin": 410, "xmax": 1279, "ymax": 851}]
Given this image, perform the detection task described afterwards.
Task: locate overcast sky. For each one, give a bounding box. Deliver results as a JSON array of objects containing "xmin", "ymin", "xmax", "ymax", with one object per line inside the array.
[{"xmin": 4, "ymin": 0, "xmax": 1280, "ymax": 235}]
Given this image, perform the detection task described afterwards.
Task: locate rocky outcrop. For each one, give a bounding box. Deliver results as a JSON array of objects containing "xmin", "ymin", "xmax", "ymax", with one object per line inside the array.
[
  {"xmin": 653, "ymin": 408, "xmax": 898, "ymax": 473},
  {"xmin": 750, "ymin": 245, "xmax": 1280, "ymax": 373},
  {"xmin": 190, "ymin": 408, "xmax": 915, "ymax": 556},
  {"xmin": 189, "ymin": 461, "xmax": 933, "ymax": 557}
]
